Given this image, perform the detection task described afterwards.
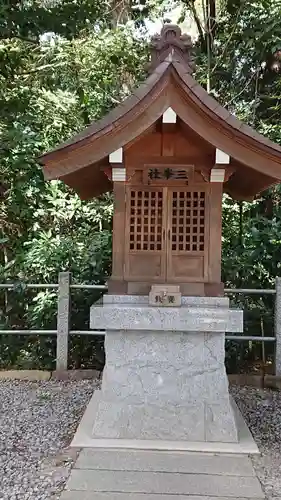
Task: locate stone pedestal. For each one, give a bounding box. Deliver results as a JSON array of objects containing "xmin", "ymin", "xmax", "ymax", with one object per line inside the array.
[{"xmin": 90, "ymin": 295, "xmax": 243, "ymax": 443}]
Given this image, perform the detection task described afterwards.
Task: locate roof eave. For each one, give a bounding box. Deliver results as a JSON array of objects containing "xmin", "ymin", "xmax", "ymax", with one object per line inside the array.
[
  {"xmin": 39, "ymin": 59, "xmax": 172, "ymax": 167},
  {"xmin": 40, "ymin": 55, "xmax": 281, "ymax": 186}
]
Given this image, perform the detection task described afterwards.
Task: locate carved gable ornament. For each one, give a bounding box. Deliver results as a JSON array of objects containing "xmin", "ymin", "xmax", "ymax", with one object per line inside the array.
[
  {"xmin": 40, "ymin": 24, "xmax": 281, "ymax": 202},
  {"xmin": 149, "ymin": 24, "xmax": 195, "ymax": 73}
]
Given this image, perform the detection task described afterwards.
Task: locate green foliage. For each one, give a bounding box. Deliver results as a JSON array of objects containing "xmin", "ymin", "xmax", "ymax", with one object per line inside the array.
[
  {"xmin": 1, "ymin": 0, "xmax": 281, "ymax": 372},
  {"xmin": 0, "ymin": 0, "xmax": 110, "ymax": 41},
  {"xmin": 0, "ymin": 23, "xmax": 147, "ymax": 277},
  {"xmin": 0, "ymin": 1, "xmax": 149, "ymax": 368}
]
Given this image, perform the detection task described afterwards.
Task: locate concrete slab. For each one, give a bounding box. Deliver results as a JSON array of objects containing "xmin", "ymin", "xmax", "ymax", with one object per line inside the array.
[
  {"xmin": 0, "ymin": 370, "xmax": 51, "ymax": 381},
  {"xmin": 75, "ymin": 449, "xmax": 255, "ymax": 476},
  {"xmin": 103, "ymin": 294, "xmax": 230, "ymax": 307},
  {"xmin": 66, "ymin": 469, "xmax": 264, "ymax": 497},
  {"xmin": 90, "ymin": 303, "xmax": 243, "ymax": 332},
  {"xmin": 61, "ymin": 494, "xmax": 264, "ymax": 500},
  {"xmin": 71, "ymin": 391, "xmax": 259, "ymax": 455}
]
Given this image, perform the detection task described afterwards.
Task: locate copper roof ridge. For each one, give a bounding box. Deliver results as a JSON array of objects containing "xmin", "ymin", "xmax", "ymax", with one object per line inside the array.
[{"xmin": 171, "ymin": 59, "xmax": 281, "ymax": 160}]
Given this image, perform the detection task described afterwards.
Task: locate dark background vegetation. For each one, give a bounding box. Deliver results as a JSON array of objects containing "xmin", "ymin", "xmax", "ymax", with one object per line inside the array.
[{"xmin": 1, "ymin": 0, "xmax": 281, "ymax": 373}]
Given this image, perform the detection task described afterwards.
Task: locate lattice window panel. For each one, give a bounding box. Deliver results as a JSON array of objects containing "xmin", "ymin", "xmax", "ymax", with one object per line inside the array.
[
  {"xmin": 171, "ymin": 191, "xmax": 205, "ymax": 252},
  {"xmin": 129, "ymin": 190, "xmax": 163, "ymax": 251}
]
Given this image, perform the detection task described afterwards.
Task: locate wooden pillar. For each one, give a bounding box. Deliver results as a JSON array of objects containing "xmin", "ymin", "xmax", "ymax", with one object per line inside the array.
[
  {"xmin": 208, "ymin": 182, "xmax": 223, "ymax": 284},
  {"xmin": 111, "ymin": 181, "xmax": 126, "ymax": 282},
  {"xmin": 107, "ymin": 149, "xmax": 127, "ymax": 293}
]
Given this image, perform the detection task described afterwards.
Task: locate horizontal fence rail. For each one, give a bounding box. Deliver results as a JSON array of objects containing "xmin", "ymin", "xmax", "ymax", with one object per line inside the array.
[
  {"xmin": 0, "ymin": 283, "xmax": 108, "ymax": 290},
  {"xmin": 225, "ymin": 335, "xmax": 275, "ymax": 341},
  {"xmin": 0, "ymin": 283, "xmax": 59, "ymax": 289},
  {"xmin": 224, "ymin": 288, "xmax": 276, "ymax": 294},
  {"xmin": 1, "ymin": 273, "xmax": 281, "ymax": 373}
]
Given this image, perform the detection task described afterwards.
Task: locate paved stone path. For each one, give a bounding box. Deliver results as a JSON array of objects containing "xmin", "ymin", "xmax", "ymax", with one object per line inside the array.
[{"xmin": 60, "ymin": 448, "xmax": 265, "ymax": 499}]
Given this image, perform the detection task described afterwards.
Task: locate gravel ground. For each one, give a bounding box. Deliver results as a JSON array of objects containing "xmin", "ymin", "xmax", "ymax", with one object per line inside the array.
[
  {"xmin": 0, "ymin": 380, "xmax": 281, "ymax": 500},
  {"xmin": 0, "ymin": 379, "xmax": 97, "ymax": 500},
  {"xmin": 231, "ymin": 385, "xmax": 281, "ymax": 500}
]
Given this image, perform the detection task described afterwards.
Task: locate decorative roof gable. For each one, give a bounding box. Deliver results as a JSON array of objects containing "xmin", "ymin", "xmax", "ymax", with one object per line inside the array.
[{"xmin": 39, "ymin": 24, "xmax": 281, "ymax": 201}]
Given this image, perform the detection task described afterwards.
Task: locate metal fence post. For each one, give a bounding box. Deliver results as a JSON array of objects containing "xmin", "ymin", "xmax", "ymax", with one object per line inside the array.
[
  {"xmin": 275, "ymin": 277, "xmax": 281, "ymax": 375},
  {"xmin": 56, "ymin": 271, "xmax": 71, "ymax": 371}
]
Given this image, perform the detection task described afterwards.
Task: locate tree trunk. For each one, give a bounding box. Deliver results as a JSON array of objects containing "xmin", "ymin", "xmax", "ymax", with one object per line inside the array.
[
  {"xmin": 209, "ymin": 0, "xmax": 216, "ymax": 33},
  {"xmin": 238, "ymin": 201, "xmax": 243, "ymax": 247},
  {"xmin": 110, "ymin": 0, "xmax": 131, "ymax": 27}
]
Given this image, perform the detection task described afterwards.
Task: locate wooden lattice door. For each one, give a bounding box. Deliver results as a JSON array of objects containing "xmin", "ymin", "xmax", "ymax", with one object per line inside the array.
[
  {"xmin": 125, "ymin": 186, "xmax": 209, "ymax": 283},
  {"xmin": 167, "ymin": 189, "xmax": 208, "ymax": 281},
  {"xmin": 125, "ymin": 187, "xmax": 166, "ymax": 281}
]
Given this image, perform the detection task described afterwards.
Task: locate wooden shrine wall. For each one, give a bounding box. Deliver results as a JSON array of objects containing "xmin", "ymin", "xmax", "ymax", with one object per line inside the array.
[
  {"xmin": 124, "ymin": 175, "xmax": 210, "ymax": 284},
  {"xmin": 110, "ymin": 123, "xmax": 223, "ymax": 295}
]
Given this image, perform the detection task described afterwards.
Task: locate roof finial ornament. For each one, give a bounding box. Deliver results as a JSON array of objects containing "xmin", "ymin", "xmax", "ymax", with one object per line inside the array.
[{"xmin": 149, "ymin": 24, "xmax": 195, "ymax": 74}]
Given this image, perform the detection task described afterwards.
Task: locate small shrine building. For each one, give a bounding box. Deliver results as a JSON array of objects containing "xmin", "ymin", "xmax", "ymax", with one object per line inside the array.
[
  {"xmin": 40, "ymin": 25, "xmax": 281, "ymax": 298},
  {"xmin": 40, "ymin": 25, "xmax": 281, "ymax": 448}
]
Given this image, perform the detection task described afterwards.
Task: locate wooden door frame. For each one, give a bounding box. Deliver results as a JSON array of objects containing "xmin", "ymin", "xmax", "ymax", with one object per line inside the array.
[
  {"xmin": 124, "ymin": 185, "xmax": 167, "ymax": 282},
  {"xmin": 166, "ymin": 185, "xmax": 210, "ymax": 282},
  {"xmin": 124, "ymin": 183, "xmax": 211, "ymax": 283}
]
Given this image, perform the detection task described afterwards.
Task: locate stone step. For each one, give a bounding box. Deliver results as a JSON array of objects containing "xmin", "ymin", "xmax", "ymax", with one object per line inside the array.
[
  {"xmin": 75, "ymin": 449, "xmax": 255, "ymax": 476},
  {"xmin": 61, "ymin": 494, "xmax": 264, "ymax": 500},
  {"xmin": 66, "ymin": 469, "xmax": 264, "ymax": 497}
]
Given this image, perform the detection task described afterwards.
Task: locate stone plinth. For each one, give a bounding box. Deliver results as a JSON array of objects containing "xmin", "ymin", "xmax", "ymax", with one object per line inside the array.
[{"xmin": 90, "ymin": 295, "xmax": 243, "ymax": 443}]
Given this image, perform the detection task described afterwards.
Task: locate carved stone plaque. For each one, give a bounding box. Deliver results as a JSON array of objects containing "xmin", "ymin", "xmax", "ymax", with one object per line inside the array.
[{"xmin": 149, "ymin": 284, "xmax": 181, "ymax": 307}]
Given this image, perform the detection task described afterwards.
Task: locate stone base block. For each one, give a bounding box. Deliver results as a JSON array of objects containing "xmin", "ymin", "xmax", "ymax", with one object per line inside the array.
[
  {"xmin": 92, "ymin": 330, "xmax": 238, "ymax": 443},
  {"xmin": 92, "ymin": 399, "xmax": 237, "ymax": 442},
  {"xmin": 90, "ymin": 295, "xmax": 242, "ymax": 444},
  {"xmin": 71, "ymin": 390, "xmax": 259, "ymax": 454},
  {"xmin": 93, "ymin": 400, "xmax": 205, "ymax": 440}
]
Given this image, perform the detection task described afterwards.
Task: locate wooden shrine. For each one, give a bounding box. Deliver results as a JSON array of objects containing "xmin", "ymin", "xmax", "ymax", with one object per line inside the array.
[
  {"xmin": 39, "ymin": 24, "xmax": 281, "ymax": 449},
  {"xmin": 109, "ymin": 146, "xmax": 225, "ymax": 297},
  {"xmin": 40, "ymin": 24, "xmax": 281, "ymax": 297}
]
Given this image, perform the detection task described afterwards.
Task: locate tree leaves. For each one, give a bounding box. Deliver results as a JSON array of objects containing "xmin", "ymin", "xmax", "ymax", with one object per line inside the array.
[
  {"xmin": 1, "ymin": 0, "xmax": 281, "ymax": 371},
  {"xmin": 0, "ymin": 3, "xmax": 148, "ymax": 370}
]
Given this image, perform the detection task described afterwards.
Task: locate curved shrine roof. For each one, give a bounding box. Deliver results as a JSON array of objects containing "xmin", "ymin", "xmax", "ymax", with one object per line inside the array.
[{"xmin": 39, "ymin": 25, "xmax": 281, "ymax": 201}]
